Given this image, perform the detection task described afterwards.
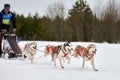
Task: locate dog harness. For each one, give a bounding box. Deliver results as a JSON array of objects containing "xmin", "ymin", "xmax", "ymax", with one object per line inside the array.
[
  {"xmin": 46, "ymin": 45, "xmax": 55, "ymax": 53},
  {"xmin": 76, "ymin": 48, "xmax": 95, "ymax": 60},
  {"xmin": 30, "ymin": 52, "xmax": 34, "ymax": 56},
  {"xmin": 62, "ymin": 50, "xmax": 69, "ymax": 57},
  {"xmin": 76, "ymin": 48, "xmax": 84, "ymax": 56},
  {"xmin": 86, "ymin": 54, "xmax": 94, "ymax": 60}
]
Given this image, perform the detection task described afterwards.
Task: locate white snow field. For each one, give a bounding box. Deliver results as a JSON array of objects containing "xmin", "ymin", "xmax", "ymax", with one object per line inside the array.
[{"xmin": 0, "ymin": 41, "xmax": 120, "ymax": 80}]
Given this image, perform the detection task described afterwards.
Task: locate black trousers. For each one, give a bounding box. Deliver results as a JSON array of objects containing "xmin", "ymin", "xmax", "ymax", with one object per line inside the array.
[{"xmin": 0, "ymin": 32, "xmax": 2, "ymax": 57}]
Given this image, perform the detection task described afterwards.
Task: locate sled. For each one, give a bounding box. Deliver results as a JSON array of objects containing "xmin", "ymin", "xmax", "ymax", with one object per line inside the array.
[{"xmin": 2, "ymin": 34, "xmax": 22, "ymax": 58}]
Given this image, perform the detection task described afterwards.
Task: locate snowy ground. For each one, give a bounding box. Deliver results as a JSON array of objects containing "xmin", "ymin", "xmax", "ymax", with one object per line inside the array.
[{"xmin": 0, "ymin": 41, "xmax": 120, "ymax": 80}]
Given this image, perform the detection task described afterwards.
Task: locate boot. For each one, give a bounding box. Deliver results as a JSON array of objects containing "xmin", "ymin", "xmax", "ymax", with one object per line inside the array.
[{"xmin": 8, "ymin": 53, "xmax": 16, "ymax": 59}]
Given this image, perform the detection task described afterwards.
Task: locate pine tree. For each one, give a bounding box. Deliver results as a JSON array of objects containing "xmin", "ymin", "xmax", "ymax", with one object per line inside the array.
[{"xmin": 67, "ymin": 0, "xmax": 95, "ymax": 41}]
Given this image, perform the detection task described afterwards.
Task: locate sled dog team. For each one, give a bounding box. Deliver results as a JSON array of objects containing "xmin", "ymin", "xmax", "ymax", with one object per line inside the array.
[{"xmin": 22, "ymin": 42, "xmax": 98, "ymax": 71}]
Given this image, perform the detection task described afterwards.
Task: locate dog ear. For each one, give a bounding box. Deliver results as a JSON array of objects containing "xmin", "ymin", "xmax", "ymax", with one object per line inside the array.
[
  {"xmin": 31, "ymin": 42, "xmax": 34, "ymax": 45},
  {"xmin": 87, "ymin": 44, "xmax": 92, "ymax": 50},
  {"xmin": 65, "ymin": 41, "xmax": 70, "ymax": 44},
  {"xmin": 87, "ymin": 45, "xmax": 90, "ymax": 50},
  {"xmin": 65, "ymin": 42, "xmax": 69, "ymax": 46},
  {"xmin": 67, "ymin": 41, "xmax": 71, "ymax": 43}
]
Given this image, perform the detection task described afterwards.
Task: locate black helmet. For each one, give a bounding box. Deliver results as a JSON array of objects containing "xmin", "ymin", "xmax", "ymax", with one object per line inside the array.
[{"xmin": 4, "ymin": 4, "xmax": 10, "ymax": 9}]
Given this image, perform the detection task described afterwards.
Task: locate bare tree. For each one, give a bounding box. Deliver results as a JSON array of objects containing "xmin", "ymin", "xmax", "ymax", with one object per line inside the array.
[
  {"xmin": 99, "ymin": 0, "xmax": 120, "ymax": 42},
  {"xmin": 46, "ymin": 2, "xmax": 66, "ymax": 41},
  {"xmin": 47, "ymin": 2, "xmax": 65, "ymax": 20}
]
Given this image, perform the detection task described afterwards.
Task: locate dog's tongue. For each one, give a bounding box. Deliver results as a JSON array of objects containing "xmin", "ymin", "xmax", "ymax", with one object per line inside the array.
[
  {"xmin": 92, "ymin": 51, "xmax": 96, "ymax": 54},
  {"xmin": 68, "ymin": 49, "xmax": 71, "ymax": 54},
  {"xmin": 34, "ymin": 47, "xmax": 36, "ymax": 49}
]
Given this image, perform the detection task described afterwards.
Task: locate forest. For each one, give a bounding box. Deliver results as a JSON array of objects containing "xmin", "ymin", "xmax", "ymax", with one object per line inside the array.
[{"xmin": 13, "ymin": 0, "xmax": 120, "ymax": 43}]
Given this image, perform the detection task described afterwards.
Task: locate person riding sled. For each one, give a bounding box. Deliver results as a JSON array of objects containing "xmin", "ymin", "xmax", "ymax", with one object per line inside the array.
[{"xmin": 0, "ymin": 4, "xmax": 16, "ymax": 57}]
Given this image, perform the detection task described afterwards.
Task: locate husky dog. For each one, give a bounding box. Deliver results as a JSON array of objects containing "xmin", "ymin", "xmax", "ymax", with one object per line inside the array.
[
  {"xmin": 72, "ymin": 44, "xmax": 98, "ymax": 71},
  {"xmin": 22, "ymin": 42, "xmax": 37, "ymax": 63},
  {"xmin": 43, "ymin": 44, "xmax": 61, "ymax": 61},
  {"xmin": 52, "ymin": 42, "xmax": 73, "ymax": 68}
]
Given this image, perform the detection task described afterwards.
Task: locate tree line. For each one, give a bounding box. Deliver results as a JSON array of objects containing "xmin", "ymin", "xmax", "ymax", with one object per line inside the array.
[{"xmin": 14, "ymin": 0, "xmax": 120, "ymax": 43}]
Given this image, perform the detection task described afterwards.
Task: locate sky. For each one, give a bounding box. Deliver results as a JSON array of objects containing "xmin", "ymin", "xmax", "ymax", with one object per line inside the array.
[{"xmin": 0, "ymin": 0, "xmax": 119, "ymax": 17}]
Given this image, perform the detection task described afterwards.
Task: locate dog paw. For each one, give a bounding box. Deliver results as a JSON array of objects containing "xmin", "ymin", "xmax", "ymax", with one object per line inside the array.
[
  {"xmin": 51, "ymin": 59, "xmax": 54, "ymax": 62},
  {"xmin": 61, "ymin": 66, "xmax": 64, "ymax": 68},
  {"xmin": 67, "ymin": 61, "xmax": 70, "ymax": 64},
  {"xmin": 63, "ymin": 60, "xmax": 65, "ymax": 63},
  {"xmin": 82, "ymin": 65, "xmax": 84, "ymax": 68},
  {"xmin": 94, "ymin": 69, "xmax": 98, "ymax": 71}
]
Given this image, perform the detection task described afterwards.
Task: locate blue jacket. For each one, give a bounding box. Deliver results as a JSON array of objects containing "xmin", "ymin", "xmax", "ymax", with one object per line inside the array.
[{"xmin": 0, "ymin": 9, "xmax": 16, "ymax": 32}]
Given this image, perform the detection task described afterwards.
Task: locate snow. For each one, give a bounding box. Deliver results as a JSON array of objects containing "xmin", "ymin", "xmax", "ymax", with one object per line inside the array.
[{"xmin": 0, "ymin": 41, "xmax": 120, "ymax": 80}]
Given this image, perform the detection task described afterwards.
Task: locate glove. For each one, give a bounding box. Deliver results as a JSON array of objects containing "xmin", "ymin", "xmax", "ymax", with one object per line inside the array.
[
  {"xmin": 1, "ymin": 29, "xmax": 7, "ymax": 32},
  {"xmin": 13, "ymin": 28, "xmax": 16, "ymax": 33}
]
